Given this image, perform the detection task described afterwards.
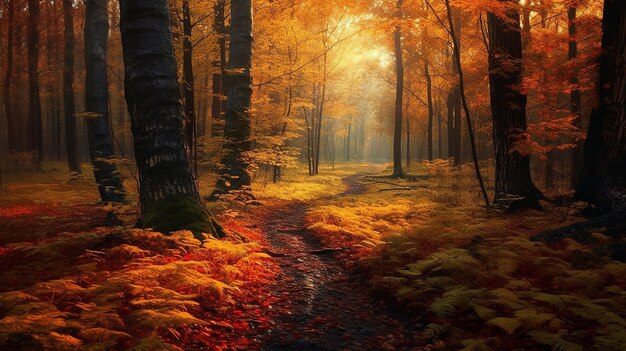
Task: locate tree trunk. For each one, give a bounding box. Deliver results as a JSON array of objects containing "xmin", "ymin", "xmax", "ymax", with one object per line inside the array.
[
  {"xmin": 213, "ymin": 0, "xmax": 253, "ymax": 196},
  {"xmin": 488, "ymin": 0, "xmax": 542, "ymax": 208},
  {"xmin": 211, "ymin": 0, "xmax": 226, "ymax": 138},
  {"xmin": 447, "ymin": 87, "xmax": 455, "ymax": 159},
  {"xmin": 575, "ymin": 0, "xmax": 626, "ymax": 213},
  {"xmin": 444, "ymin": 0, "xmax": 490, "ymax": 209},
  {"xmin": 28, "ymin": 0, "xmax": 43, "ymax": 167},
  {"xmin": 437, "ymin": 96, "xmax": 443, "ymax": 158},
  {"xmin": 85, "ymin": 0, "xmax": 126, "ymax": 203},
  {"xmin": 452, "ymin": 13, "xmax": 462, "ymax": 166},
  {"xmin": 392, "ymin": 0, "xmax": 404, "ymax": 177},
  {"xmin": 346, "ymin": 117, "xmax": 351, "ymax": 161},
  {"xmin": 119, "ymin": 0, "xmax": 223, "ymax": 237},
  {"xmin": 406, "ymin": 113, "xmax": 410, "ymax": 167},
  {"xmin": 63, "ymin": 0, "xmax": 81, "ymax": 173},
  {"xmin": 182, "ymin": 0, "xmax": 196, "ymax": 173},
  {"xmin": 3, "ymin": 0, "xmax": 18, "ymax": 153},
  {"xmin": 569, "ymin": 6, "xmax": 583, "ymax": 190},
  {"xmin": 425, "ymin": 62, "xmax": 434, "ymax": 161}
]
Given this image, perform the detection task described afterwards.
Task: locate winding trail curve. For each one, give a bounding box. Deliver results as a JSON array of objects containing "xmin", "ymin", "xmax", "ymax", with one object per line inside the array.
[{"xmin": 253, "ymin": 173, "xmax": 423, "ymax": 351}]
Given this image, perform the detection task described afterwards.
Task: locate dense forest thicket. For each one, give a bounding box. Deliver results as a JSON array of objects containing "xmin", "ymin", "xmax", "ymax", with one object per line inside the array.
[{"xmin": 0, "ymin": 0, "xmax": 625, "ymax": 350}]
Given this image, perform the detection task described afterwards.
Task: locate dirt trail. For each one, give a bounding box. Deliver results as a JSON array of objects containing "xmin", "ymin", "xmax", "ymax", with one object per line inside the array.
[{"xmin": 255, "ymin": 174, "xmax": 423, "ymax": 351}]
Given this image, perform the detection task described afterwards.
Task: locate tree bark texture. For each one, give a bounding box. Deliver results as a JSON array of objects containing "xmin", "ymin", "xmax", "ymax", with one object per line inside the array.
[
  {"xmin": 488, "ymin": 0, "xmax": 542, "ymax": 207},
  {"xmin": 575, "ymin": 0, "xmax": 626, "ymax": 213},
  {"xmin": 392, "ymin": 0, "xmax": 404, "ymax": 177},
  {"xmin": 28, "ymin": 0, "xmax": 43, "ymax": 166},
  {"xmin": 213, "ymin": 0, "xmax": 254, "ymax": 196},
  {"xmin": 85, "ymin": 0, "xmax": 126, "ymax": 202},
  {"xmin": 63, "ymin": 0, "xmax": 81, "ymax": 173},
  {"xmin": 119, "ymin": 0, "xmax": 223, "ymax": 236}
]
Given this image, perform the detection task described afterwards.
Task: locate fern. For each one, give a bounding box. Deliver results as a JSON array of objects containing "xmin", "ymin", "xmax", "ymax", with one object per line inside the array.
[
  {"xmin": 527, "ymin": 331, "xmax": 583, "ymax": 351},
  {"xmin": 127, "ymin": 309, "xmax": 207, "ymax": 330},
  {"xmin": 487, "ymin": 317, "xmax": 521, "ymax": 334}
]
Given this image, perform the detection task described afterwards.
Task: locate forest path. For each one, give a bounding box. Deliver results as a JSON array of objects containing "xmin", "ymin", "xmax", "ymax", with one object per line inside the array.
[{"xmin": 254, "ymin": 172, "xmax": 423, "ymax": 351}]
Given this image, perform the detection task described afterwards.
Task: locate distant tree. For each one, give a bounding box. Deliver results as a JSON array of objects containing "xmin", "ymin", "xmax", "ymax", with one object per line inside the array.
[
  {"xmin": 63, "ymin": 0, "xmax": 81, "ymax": 174},
  {"xmin": 487, "ymin": 0, "xmax": 542, "ymax": 209},
  {"xmin": 425, "ymin": 61, "xmax": 433, "ymax": 161},
  {"xmin": 392, "ymin": 0, "xmax": 404, "ymax": 177},
  {"xmin": 3, "ymin": 0, "xmax": 17, "ymax": 153},
  {"xmin": 575, "ymin": 0, "xmax": 626, "ymax": 214},
  {"xmin": 212, "ymin": 0, "xmax": 253, "ymax": 196},
  {"xmin": 119, "ymin": 0, "xmax": 223, "ymax": 237},
  {"xmin": 211, "ymin": 0, "xmax": 227, "ymax": 138},
  {"xmin": 84, "ymin": 0, "xmax": 125, "ymax": 202},
  {"xmin": 568, "ymin": 4, "xmax": 583, "ymax": 189},
  {"xmin": 27, "ymin": 0, "xmax": 43, "ymax": 167}
]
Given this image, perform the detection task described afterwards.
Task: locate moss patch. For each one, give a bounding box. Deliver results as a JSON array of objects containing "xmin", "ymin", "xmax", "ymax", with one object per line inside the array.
[{"xmin": 142, "ymin": 194, "xmax": 224, "ymax": 239}]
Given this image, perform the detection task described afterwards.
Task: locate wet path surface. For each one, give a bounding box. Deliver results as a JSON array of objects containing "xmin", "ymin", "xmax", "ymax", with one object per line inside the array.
[{"xmin": 255, "ymin": 174, "xmax": 423, "ymax": 351}]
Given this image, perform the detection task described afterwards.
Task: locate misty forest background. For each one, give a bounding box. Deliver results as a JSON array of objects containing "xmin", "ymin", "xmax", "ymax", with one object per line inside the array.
[{"xmin": 0, "ymin": 0, "xmax": 625, "ymax": 350}]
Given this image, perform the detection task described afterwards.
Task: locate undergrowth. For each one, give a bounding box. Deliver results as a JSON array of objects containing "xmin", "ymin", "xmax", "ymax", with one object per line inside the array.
[
  {"xmin": 306, "ymin": 160, "xmax": 626, "ymax": 350},
  {"xmin": 0, "ymin": 229, "xmax": 273, "ymax": 350}
]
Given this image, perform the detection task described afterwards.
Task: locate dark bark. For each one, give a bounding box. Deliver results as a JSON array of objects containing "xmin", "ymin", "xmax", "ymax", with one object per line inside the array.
[
  {"xmin": 3, "ymin": 0, "xmax": 17, "ymax": 153},
  {"xmin": 444, "ymin": 0, "xmax": 490, "ymax": 209},
  {"xmin": 346, "ymin": 117, "xmax": 351, "ymax": 161},
  {"xmin": 575, "ymin": 0, "xmax": 626, "ymax": 213},
  {"xmin": 63, "ymin": 0, "xmax": 81, "ymax": 173},
  {"xmin": 211, "ymin": 0, "xmax": 227, "ymax": 138},
  {"xmin": 447, "ymin": 87, "xmax": 455, "ymax": 159},
  {"xmin": 85, "ymin": 0, "xmax": 126, "ymax": 203},
  {"xmin": 28, "ymin": 0, "xmax": 43, "ymax": 166},
  {"xmin": 392, "ymin": 0, "xmax": 404, "ymax": 177},
  {"xmin": 487, "ymin": 0, "xmax": 542, "ymax": 208},
  {"xmin": 212, "ymin": 0, "xmax": 253, "ymax": 196},
  {"xmin": 182, "ymin": 0, "xmax": 196, "ymax": 173},
  {"xmin": 425, "ymin": 62, "xmax": 434, "ymax": 161},
  {"xmin": 406, "ymin": 113, "xmax": 410, "ymax": 167},
  {"xmin": 120, "ymin": 0, "xmax": 223, "ymax": 237},
  {"xmin": 453, "ymin": 14, "xmax": 462, "ymax": 166},
  {"xmin": 569, "ymin": 6, "xmax": 583, "ymax": 189}
]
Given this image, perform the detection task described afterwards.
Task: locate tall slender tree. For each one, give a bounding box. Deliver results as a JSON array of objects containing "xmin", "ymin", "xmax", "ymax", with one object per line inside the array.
[
  {"xmin": 425, "ymin": 61, "xmax": 434, "ymax": 161},
  {"xmin": 569, "ymin": 4, "xmax": 583, "ymax": 189},
  {"xmin": 487, "ymin": 0, "xmax": 541, "ymax": 208},
  {"xmin": 213, "ymin": 0, "xmax": 254, "ymax": 196},
  {"xmin": 182, "ymin": 0, "xmax": 196, "ymax": 171},
  {"xmin": 27, "ymin": 0, "xmax": 43, "ymax": 167},
  {"xmin": 575, "ymin": 0, "xmax": 626, "ymax": 213},
  {"xmin": 392, "ymin": 0, "xmax": 404, "ymax": 177},
  {"xmin": 63, "ymin": 0, "xmax": 81, "ymax": 173},
  {"xmin": 3, "ymin": 0, "xmax": 17, "ymax": 153},
  {"xmin": 211, "ymin": 0, "xmax": 227, "ymax": 138},
  {"xmin": 84, "ymin": 0, "xmax": 125, "ymax": 202},
  {"xmin": 119, "ymin": 0, "xmax": 223, "ymax": 237}
]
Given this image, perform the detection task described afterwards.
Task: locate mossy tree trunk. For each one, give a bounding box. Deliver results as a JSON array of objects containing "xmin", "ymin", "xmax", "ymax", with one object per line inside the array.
[
  {"xmin": 85, "ymin": 0, "xmax": 126, "ymax": 203},
  {"xmin": 213, "ymin": 0, "xmax": 253, "ymax": 197},
  {"xmin": 119, "ymin": 0, "xmax": 223, "ymax": 238}
]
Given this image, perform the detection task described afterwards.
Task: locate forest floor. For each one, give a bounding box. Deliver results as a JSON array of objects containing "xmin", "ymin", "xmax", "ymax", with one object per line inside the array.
[{"xmin": 1, "ymin": 162, "xmax": 625, "ymax": 350}]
